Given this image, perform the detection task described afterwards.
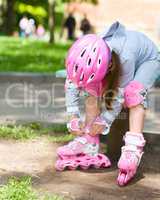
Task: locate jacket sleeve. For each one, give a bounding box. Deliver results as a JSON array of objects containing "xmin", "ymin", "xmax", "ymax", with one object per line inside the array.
[
  {"xmin": 119, "ymin": 57, "xmax": 136, "ymax": 88},
  {"xmin": 65, "ymin": 79, "xmax": 80, "ymax": 116}
]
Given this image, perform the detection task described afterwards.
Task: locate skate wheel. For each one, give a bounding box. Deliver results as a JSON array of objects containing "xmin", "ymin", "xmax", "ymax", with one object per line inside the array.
[
  {"xmin": 117, "ymin": 172, "xmax": 126, "ymax": 186},
  {"xmin": 94, "ymin": 166, "xmax": 100, "ymax": 169},
  {"xmin": 68, "ymin": 165, "xmax": 77, "ymax": 170},
  {"xmin": 96, "ymin": 154, "xmax": 111, "ymax": 169},
  {"xmin": 55, "ymin": 163, "xmax": 65, "ymax": 171},
  {"xmin": 101, "ymin": 161, "xmax": 111, "ymax": 168},
  {"xmin": 94, "ymin": 164, "xmax": 101, "ymax": 169},
  {"xmin": 80, "ymin": 165, "xmax": 89, "ymax": 170}
]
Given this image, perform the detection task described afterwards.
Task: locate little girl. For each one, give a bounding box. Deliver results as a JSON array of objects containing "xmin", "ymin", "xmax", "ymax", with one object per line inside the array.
[{"xmin": 55, "ymin": 21, "xmax": 160, "ymax": 186}]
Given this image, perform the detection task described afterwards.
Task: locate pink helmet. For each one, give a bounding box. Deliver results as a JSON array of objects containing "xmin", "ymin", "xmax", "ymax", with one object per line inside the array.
[{"xmin": 66, "ymin": 34, "xmax": 111, "ymax": 90}]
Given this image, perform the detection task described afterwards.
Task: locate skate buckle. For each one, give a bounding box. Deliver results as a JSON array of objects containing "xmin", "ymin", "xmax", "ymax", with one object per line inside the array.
[
  {"xmin": 75, "ymin": 137, "xmax": 87, "ymax": 144},
  {"xmin": 84, "ymin": 143, "xmax": 99, "ymax": 156}
]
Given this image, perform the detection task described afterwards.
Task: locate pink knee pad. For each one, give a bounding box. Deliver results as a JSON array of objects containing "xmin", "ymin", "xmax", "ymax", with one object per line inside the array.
[{"xmin": 124, "ymin": 81, "xmax": 146, "ymax": 108}]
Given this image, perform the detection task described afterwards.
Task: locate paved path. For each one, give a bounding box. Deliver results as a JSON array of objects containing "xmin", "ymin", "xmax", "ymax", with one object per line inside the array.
[
  {"xmin": 0, "ymin": 82, "xmax": 159, "ymax": 133},
  {"xmin": 0, "ymin": 138, "xmax": 159, "ymax": 200}
]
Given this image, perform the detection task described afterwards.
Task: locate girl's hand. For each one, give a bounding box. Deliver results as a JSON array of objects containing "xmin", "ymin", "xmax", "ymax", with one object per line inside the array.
[
  {"xmin": 69, "ymin": 121, "xmax": 86, "ymax": 136},
  {"xmin": 70, "ymin": 130, "xmax": 83, "ymax": 136},
  {"xmin": 89, "ymin": 123, "xmax": 106, "ymax": 136}
]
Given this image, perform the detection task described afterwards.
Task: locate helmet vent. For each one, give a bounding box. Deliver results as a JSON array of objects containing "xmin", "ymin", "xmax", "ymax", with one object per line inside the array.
[
  {"xmin": 90, "ymin": 74, "xmax": 95, "ymax": 79},
  {"xmin": 93, "ymin": 48, "xmax": 96, "ymax": 52},
  {"xmin": 98, "ymin": 59, "xmax": 101, "ymax": 64},
  {"xmin": 80, "ymin": 73, "xmax": 84, "ymax": 81},
  {"xmin": 74, "ymin": 65, "xmax": 78, "ymax": 72},
  {"xmin": 80, "ymin": 49, "xmax": 86, "ymax": 57},
  {"xmin": 88, "ymin": 58, "xmax": 92, "ymax": 66}
]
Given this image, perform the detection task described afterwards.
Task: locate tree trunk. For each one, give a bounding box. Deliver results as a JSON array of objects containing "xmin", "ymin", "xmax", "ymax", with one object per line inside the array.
[
  {"xmin": 5, "ymin": 0, "xmax": 15, "ymax": 35},
  {"xmin": 48, "ymin": 0, "xmax": 55, "ymax": 43},
  {"xmin": 0, "ymin": 1, "xmax": 4, "ymax": 32}
]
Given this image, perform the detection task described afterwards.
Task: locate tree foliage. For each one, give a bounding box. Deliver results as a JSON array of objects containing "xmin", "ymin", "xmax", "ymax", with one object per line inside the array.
[
  {"xmin": 14, "ymin": 0, "xmax": 48, "ymax": 26},
  {"xmin": 62, "ymin": 0, "xmax": 98, "ymax": 4},
  {"xmin": 1, "ymin": 0, "xmax": 98, "ymax": 39}
]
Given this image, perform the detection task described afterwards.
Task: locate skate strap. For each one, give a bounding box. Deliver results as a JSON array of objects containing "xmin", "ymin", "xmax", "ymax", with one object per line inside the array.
[
  {"xmin": 67, "ymin": 118, "xmax": 81, "ymax": 131},
  {"xmin": 93, "ymin": 116, "xmax": 110, "ymax": 135},
  {"xmin": 122, "ymin": 145, "xmax": 144, "ymax": 166},
  {"xmin": 67, "ymin": 137, "xmax": 88, "ymax": 150},
  {"xmin": 94, "ymin": 116, "xmax": 106, "ymax": 125},
  {"xmin": 75, "ymin": 136, "xmax": 87, "ymax": 144},
  {"xmin": 124, "ymin": 132, "xmax": 146, "ymax": 147}
]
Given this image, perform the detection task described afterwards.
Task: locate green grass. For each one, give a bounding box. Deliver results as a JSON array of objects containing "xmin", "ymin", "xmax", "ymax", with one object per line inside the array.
[
  {"xmin": 0, "ymin": 125, "xmax": 39, "ymax": 140},
  {"xmin": 0, "ymin": 36, "xmax": 71, "ymax": 73},
  {"xmin": 0, "ymin": 123, "xmax": 74, "ymax": 142},
  {"xmin": 0, "ymin": 177, "xmax": 64, "ymax": 200}
]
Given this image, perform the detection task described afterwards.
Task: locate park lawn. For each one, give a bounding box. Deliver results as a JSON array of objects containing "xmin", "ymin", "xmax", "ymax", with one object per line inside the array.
[
  {"xmin": 0, "ymin": 176, "xmax": 64, "ymax": 200},
  {"xmin": 0, "ymin": 36, "xmax": 71, "ymax": 73},
  {"xmin": 0, "ymin": 122, "xmax": 74, "ymax": 142}
]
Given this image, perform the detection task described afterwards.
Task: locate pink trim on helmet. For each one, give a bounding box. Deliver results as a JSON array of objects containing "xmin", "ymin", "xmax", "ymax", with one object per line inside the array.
[
  {"xmin": 84, "ymin": 78, "xmax": 107, "ymax": 97},
  {"xmin": 66, "ymin": 34, "xmax": 111, "ymax": 95}
]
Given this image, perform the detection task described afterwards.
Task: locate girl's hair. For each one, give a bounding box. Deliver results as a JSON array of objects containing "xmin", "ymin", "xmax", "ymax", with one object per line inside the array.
[{"xmin": 102, "ymin": 51, "xmax": 121, "ymax": 110}]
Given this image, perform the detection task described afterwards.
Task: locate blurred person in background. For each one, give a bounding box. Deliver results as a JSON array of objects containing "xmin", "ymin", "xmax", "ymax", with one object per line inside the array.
[
  {"xmin": 63, "ymin": 12, "xmax": 76, "ymax": 40},
  {"xmin": 19, "ymin": 16, "xmax": 28, "ymax": 38},
  {"xmin": 25, "ymin": 18, "xmax": 36, "ymax": 37},
  {"xmin": 36, "ymin": 24, "xmax": 45, "ymax": 39},
  {"xmin": 80, "ymin": 14, "xmax": 92, "ymax": 35}
]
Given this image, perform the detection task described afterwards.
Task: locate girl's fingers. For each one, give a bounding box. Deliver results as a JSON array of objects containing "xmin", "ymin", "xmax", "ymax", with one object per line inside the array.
[
  {"xmin": 70, "ymin": 124, "xmax": 105, "ymax": 136},
  {"xmin": 90, "ymin": 124, "xmax": 105, "ymax": 136},
  {"xmin": 79, "ymin": 122, "xmax": 85, "ymax": 130},
  {"xmin": 71, "ymin": 130, "xmax": 84, "ymax": 136}
]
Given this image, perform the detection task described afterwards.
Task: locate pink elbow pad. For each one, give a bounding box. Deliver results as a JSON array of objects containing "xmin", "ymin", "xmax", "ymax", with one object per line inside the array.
[{"xmin": 124, "ymin": 81, "xmax": 145, "ymax": 108}]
